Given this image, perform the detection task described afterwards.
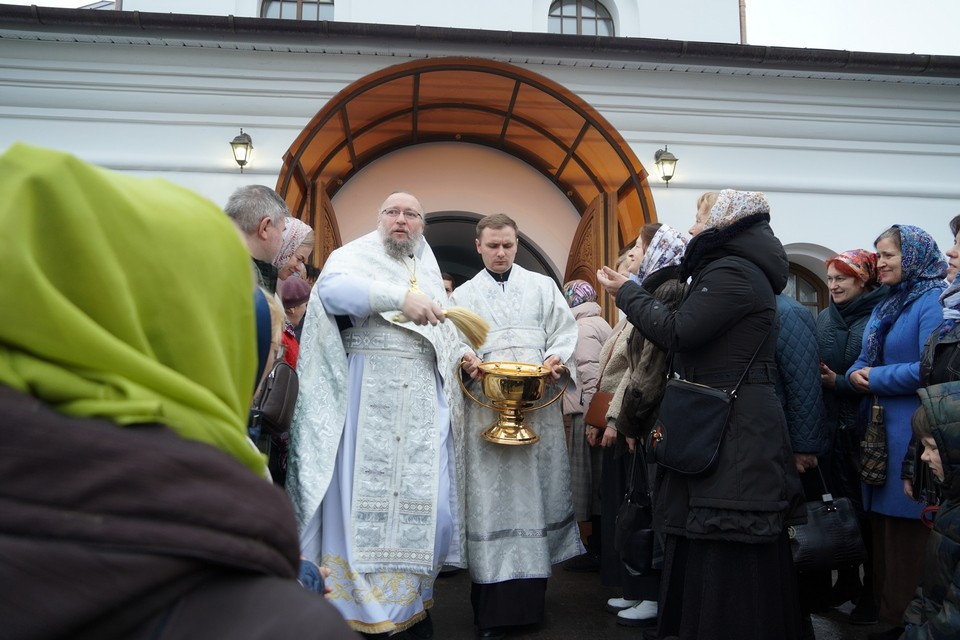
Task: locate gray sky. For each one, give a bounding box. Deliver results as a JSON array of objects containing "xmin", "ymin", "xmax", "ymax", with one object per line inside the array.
[
  {"xmin": 5, "ymin": 0, "xmax": 960, "ymax": 57},
  {"xmin": 747, "ymin": 0, "xmax": 960, "ymax": 56}
]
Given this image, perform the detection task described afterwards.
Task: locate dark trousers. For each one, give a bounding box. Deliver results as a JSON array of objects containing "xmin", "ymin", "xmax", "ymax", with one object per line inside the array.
[{"xmin": 471, "ymin": 578, "xmax": 547, "ymax": 629}]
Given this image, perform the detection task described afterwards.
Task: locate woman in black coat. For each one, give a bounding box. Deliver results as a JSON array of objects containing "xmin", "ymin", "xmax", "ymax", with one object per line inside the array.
[
  {"xmin": 815, "ymin": 249, "xmax": 887, "ymax": 619},
  {"xmin": 597, "ymin": 189, "xmax": 805, "ymax": 640}
]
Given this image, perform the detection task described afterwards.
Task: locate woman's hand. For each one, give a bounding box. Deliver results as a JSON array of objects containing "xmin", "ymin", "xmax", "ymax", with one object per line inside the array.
[
  {"xmin": 819, "ymin": 362, "xmax": 837, "ymax": 388},
  {"xmin": 794, "ymin": 453, "xmax": 818, "ymax": 473},
  {"xmin": 596, "ymin": 266, "xmax": 629, "ymax": 297},
  {"xmin": 849, "ymin": 367, "xmax": 872, "ymax": 393},
  {"xmin": 586, "ymin": 425, "xmax": 602, "ymax": 447},
  {"xmin": 601, "ymin": 425, "xmax": 617, "ymax": 447},
  {"xmin": 625, "ymin": 436, "xmax": 637, "ymax": 454}
]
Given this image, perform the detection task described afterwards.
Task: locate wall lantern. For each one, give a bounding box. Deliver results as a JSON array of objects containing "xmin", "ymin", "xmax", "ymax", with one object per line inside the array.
[
  {"xmin": 230, "ymin": 128, "xmax": 254, "ymax": 172},
  {"xmin": 653, "ymin": 145, "xmax": 678, "ymax": 187}
]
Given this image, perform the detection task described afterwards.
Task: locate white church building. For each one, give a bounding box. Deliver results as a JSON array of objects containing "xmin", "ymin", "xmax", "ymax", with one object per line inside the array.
[{"xmin": 2, "ymin": 0, "xmax": 958, "ymax": 319}]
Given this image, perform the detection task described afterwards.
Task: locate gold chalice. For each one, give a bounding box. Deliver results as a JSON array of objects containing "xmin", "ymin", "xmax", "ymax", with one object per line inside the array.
[{"xmin": 458, "ymin": 361, "xmax": 567, "ymax": 445}]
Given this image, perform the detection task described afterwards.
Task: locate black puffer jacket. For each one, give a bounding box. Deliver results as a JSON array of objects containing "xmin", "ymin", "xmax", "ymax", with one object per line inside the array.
[{"xmin": 616, "ymin": 214, "xmax": 805, "ymax": 544}]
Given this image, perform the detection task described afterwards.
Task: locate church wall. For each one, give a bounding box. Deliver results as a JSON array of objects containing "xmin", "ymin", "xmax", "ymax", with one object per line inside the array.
[
  {"xmin": 117, "ymin": 0, "xmax": 740, "ymax": 42},
  {"xmin": 1, "ymin": 34, "xmax": 958, "ymax": 279}
]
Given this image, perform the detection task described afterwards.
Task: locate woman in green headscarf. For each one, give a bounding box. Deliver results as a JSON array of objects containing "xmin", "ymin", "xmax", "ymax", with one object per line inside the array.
[{"xmin": 0, "ymin": 144, "xmax": 356, "ymax": 639}]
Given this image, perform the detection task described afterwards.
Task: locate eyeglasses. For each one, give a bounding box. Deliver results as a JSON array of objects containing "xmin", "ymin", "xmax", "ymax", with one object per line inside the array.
[{"xmin": 380, "ymin": 208, "xmax": 423, "ymax": 221}]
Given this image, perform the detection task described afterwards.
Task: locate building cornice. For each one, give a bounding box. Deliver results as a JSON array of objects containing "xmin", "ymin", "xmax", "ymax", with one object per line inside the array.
[{"xmin": 1, "ymin": 4, "xmax": 960, "ymax": 85}]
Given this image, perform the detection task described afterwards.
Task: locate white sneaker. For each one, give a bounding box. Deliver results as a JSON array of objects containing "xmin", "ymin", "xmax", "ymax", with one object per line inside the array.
[
  {"xmin": 605, "ymin": 597, "xmax": 641, "ymax": 613},
  {"xmin": 616, "ymin": 600, "xmax": 658, "ymax": 627}
]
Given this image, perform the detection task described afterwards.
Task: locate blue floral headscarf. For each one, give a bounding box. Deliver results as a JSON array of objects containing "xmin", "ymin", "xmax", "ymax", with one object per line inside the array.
[
  {"xmin": 634, "ymin": 225, "xmax": 688, "ymax": 286},
  {"xmin": 864, "ymin": 225, "xmax": 946, "ymax": 365}
]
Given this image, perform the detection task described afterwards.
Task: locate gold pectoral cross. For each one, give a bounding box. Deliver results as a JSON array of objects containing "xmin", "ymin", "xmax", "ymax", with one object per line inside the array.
[{"xmin": 403, "ymin": 256, "xmax": 422, "ymax": 293}]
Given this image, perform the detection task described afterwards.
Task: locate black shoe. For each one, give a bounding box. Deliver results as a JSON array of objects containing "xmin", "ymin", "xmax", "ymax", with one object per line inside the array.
[
  {"xmin": 477, "ymin": 627, "xmax": 507, "ymax": 639},
  {"xmin": 827, "ymin": 579, "xmax": 863, "ymax": 608},
  {"xmin": 866, "ymin": 628, "xmax": 904, "ymax": 640},
  {"xmin": 562, "ymin": 552, "xmax": 600, "ymax": 572},
  {"xmin": 850, "ymin": 596, "xmax": 880, "ymax": 625},
  {"xmin": 407, "ymin": 612, "xmax": 433, "ymax": 640}
]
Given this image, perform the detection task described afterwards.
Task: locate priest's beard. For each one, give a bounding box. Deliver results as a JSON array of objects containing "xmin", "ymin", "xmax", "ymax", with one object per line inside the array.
[{"xmin": 380, "ymin": 227, "xmax": 421, "ymax": 260}]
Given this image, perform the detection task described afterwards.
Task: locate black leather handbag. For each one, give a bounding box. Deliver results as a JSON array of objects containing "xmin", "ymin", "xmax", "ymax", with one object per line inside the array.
[
  {"xmin": 789, "ymin": 467, "xmax": 866, "ymax": 572},
  {"xmin": 615, "ymin": 445, "xmax": 655, "ymax": 576},
  {"xmin": 649, "ymin": 327, "xmax": 770, "ymax": 476}
]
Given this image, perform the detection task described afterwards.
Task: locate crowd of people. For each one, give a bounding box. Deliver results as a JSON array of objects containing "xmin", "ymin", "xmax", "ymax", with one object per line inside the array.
[{"xmin": 3, "ymin": 143, "xmax": 959, "ymax": 640}]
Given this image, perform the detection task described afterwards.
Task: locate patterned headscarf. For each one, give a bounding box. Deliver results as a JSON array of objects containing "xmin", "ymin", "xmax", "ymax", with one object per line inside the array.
[
  {"xmin": 0, "ymin": 144, "xmax": 265, "ymax": 475},
  {"xmin": 563, "ymin": 279, "xmax": 597, "ymax": 308},
  {"xmin": 826, "ymin": 249, "xmax": 878, "ymax": 286},
  {"xmin": 705, "ymin": 189, "xmax": 769, "ymax": 230},
  {"xmin": 635, "ymin": 224, "xmax": 688, "ymax": 286},
  {"xmin": 272, "ymin": 217, "xmax": 312, "ymax": 270},
  {"xmin": 864, "ymin": 225, "xmax": 947, "ymax": 365}
]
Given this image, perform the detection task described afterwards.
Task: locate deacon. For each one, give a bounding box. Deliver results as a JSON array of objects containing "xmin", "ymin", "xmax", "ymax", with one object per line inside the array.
[
  {"xmin": 287, "ymin": 192, "xmax": 466, "ymax": 638},
  {"xmin": 453, "ymin": 213, "xmax": 582, "ymax": 639}
]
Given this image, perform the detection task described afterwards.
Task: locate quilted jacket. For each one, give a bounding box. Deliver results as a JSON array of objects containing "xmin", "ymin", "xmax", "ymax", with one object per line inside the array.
[{"xmin": 775, "ymin": 294, "xmax": 827, "ymax": 455}]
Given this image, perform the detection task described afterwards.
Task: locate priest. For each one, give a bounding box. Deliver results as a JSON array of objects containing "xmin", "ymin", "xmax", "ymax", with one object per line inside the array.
[
  {"xmin": 453, "ymin": 213, "xmax": 582, "ymax": 639},
  {"xmin": 288, "ymin": 192, "xmax": 467, "ymax": 638}
]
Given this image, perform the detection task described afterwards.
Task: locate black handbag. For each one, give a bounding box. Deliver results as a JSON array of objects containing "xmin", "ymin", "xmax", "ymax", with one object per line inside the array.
[
  {"xmin": 789, "ymin": 467, "xmax": 867, "ymax": 572},
  {"xmin": 649, "ymin": 326, "xmax": 771, "ymax": 476},
  {"xmin": 250, "ymin": 360, "xmax": 299, "ymax": 437},
  {"xmin": 614, "ymin": 445, "xmax": 655, "ymax": 576}
]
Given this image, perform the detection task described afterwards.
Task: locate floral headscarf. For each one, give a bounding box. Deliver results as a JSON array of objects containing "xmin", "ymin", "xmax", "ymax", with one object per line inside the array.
[
  {"xmin": 827, "ymin": 249, "xmax": 877, "ymax": 286},
  {"xmin": 635, "ymin": 224, "xmax": 688, "ymax": 286},
  {"xmin": 864, "ymin": 225, "xmax": 947, "ymax": 365},
  {"xmin": 272, "ymin": 218, "xmax": 312, "ymax": 270},
  {"xmin": 706, "ymin": 190, "xmax": 769, "ymax": 230},
  {"xmin": 562, "ymin": 279, "xmax": 597, "ymax": 308}
]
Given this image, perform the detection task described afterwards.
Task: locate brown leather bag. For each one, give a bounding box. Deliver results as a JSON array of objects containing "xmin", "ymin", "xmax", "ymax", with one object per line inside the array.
[{"xmin": 585, "ymin": 391, "xmax": 614, "ymax": 429}]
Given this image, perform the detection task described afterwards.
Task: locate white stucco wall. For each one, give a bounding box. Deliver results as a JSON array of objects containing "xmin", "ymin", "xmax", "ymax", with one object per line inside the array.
[
  {"xmin": 1, "ymin": 22, "xmax": 958, "ymax": 280},
  {"xmin": 118, "ymin": 0, "xmax": 740, "ymax": 42}
]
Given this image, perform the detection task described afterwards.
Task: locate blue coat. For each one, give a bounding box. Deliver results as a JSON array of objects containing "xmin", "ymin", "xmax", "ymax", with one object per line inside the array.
[{"xmin": 847, "ymin": 287, "xmax": 944, "ymax": 519}]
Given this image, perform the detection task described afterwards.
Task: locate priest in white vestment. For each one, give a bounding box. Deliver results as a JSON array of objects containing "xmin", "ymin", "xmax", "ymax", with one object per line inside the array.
[
  {"xmin": 287, "ymin": 192, "xmax": 467, "ymax": 637},
  {"xmin": 453, "ymin": 214, "xmax": 583, "ymax": 639}
]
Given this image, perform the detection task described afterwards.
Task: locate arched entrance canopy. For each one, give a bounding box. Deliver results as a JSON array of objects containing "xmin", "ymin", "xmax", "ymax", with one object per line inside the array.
[{"xmin": 277, "ymin": 57, "xmax": 657, "ymax": 246}]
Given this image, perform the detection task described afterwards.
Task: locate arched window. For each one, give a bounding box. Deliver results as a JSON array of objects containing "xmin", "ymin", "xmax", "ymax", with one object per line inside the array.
[
  {"xmin": 783, "ymin": 263, "xmax": 828, "ymax": 316},
  {"xmin": 261, "ymin": 0, "xmax": 334, "ymax": 21},
  {"xmin": 548, "ymin": 0, "xmax": 615, "ymax": 36}
]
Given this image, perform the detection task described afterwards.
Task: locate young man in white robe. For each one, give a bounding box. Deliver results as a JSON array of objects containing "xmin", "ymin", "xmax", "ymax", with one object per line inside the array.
[
  {"xmin": 454, "ymin": 213, "xmax": 582, "ymax": 640},
  {"xmin": 287, "ymin": 192, "xmax": 467, "ymax": 638}
]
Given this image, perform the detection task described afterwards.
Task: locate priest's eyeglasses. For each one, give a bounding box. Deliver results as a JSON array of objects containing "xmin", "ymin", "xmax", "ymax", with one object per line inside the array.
[{"xmin": 380, "ymin": 208, "xmax": 423, "ymax": 221}]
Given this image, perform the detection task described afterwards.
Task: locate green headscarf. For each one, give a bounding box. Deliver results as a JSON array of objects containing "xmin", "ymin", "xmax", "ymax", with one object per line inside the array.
[{"xmin": 0, "ymin": 144, "xmax": 265, "ymax": 475}]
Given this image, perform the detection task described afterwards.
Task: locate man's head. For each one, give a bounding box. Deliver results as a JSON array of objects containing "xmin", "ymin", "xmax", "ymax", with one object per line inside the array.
[
  {"xmin": 475, "ymin": 214, "xmax": 518, "ymax": 274},
  {"xmin": 441, "ymin": 272, "xmax": 455, "ymax": 297},
  {"xmin": 377, "ymin": 192, "xmax": 425, "ymax": 260},
  {"xmin": 224, "ymin": 185, "xmax": 289, "ymax": 262}
]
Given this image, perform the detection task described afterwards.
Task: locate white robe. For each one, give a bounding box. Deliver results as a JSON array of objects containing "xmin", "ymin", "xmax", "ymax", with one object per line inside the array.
[
  {"xmin": 450, "ymin": 265, "xmax": 583, "ymax": 584},
  {"xmin": 288, "ymin": 230, "xmax": 466, "ymax": 635}
]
